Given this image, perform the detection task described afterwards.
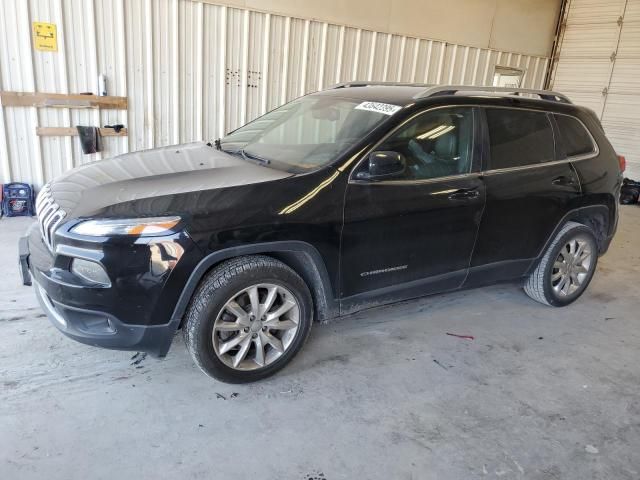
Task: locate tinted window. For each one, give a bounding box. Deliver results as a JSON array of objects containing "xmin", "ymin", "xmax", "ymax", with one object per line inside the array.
[
  {"xmin": 554, "ymin": 114, "xmax": 595, "ymax": 157},
  {"xmin": 486, "ymin": 109, "xmax": 554, "ymax": 169},
  {"xmin": 367, "ymin": 107, "xmax": 474, "ymax": 180}
]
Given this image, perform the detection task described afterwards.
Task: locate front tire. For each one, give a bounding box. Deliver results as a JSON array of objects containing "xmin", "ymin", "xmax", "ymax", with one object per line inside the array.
[
  {"xmin": 524, "ymin": 221, "xmax": 598, "ymax": 307},
  {"xmin": 183, "ymin": 255, "xmax": 313, "ymax": 383}
]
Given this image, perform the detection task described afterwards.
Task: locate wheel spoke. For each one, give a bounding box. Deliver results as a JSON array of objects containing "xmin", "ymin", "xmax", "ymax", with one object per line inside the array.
[
  {"xmin": 261, "ymin": 286, "xmax": 279, "ymax": 317},
  {"xmin": 575, "ymin": 242, "xmax": 585, "ymax": 260},
  {"xmin": 215, "ymin": 322, "xmax": 243, "ymax": 332},
  {"xmin": 265, "ymin": 299, "xmax": 296, "ymax": 322},
  {"xmin": 551, "ymin": 271, "xmax": 563, "ymax": 281},
  {"xmin": 253, "ymin": 335, "xmax": 266, "ymax": 366},
  {"xmin": 233, "ymin": 335, "xmax": 252, "ymax": 368},
  {"xmin": 553, "ymin": 260, "xmax": 565, "ymax": 270},
  {"xmin": 219, "ymin": 332, "xmax": 248, "ymax": 354},
  {"xmin": 575, "ymin": 265, "xmax": 589, "ymax": 274},
  {"xmin": 247, "ymin": 286, "xmax": 260, "ymax": 316},
  {"xmin": 556, "ymin": 275, "xmax": 569, "ymax": 295},
  {"xmin": 261, "ymin": 331, "xmax": 284, "ymax": 353},
  {"xmin": 225, "ymin": 301, "xmax": 250, "ymax": 326},
  {"xmin": 264, "ymin": 319, "xmax": 297, "ymax": 330}
]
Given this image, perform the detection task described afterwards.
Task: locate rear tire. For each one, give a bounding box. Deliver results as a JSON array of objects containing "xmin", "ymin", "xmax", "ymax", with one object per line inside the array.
[
  {"xmin": 183, "ymin": 255, "xmax": 313, "ymax": 383},
  {"xmin": 524, "ymin": 221, "xmax": 598, "ymax": 307}
]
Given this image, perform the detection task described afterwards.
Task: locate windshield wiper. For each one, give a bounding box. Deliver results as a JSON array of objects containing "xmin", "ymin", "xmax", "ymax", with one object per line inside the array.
[{"xmin": 240, "ymin": 149, "xmax": 271, "ymax": 166}]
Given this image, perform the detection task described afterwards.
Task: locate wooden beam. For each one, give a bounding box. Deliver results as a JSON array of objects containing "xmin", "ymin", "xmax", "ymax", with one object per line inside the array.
[
  {"xmin": 1, "ymin": 91, "xmax": 127, "ymax": 109},
  {"xmin": 36, "ymin": 127, "xmax": 128, "ymax": 137}
]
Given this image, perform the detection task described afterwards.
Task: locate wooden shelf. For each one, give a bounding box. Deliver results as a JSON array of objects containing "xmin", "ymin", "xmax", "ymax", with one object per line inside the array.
[
  {"xmin": 36, "ymin": 127, "xmax": 128, "ymax": 137},
  {"xmin": 1, "ymin": 91, "xmax": 127, "ymax": 109}
]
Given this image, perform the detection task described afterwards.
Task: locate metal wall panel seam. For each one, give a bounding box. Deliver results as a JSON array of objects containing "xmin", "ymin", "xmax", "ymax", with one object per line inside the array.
[
  {"xmin": 367, "ymin": 31, "xmax": 377, "ymax": 81},
  {"xmin": 299, "ymin": 19, "xmax": 310, "ymax": 96},
  {"xmin": 397, "ymin": 36, "xmax": 406, "ymax": 82},
  {"xmin": 317, "ymin": 22, "xmax": 328, "ymax": 90},
  {"xmin": 482, "ymin": 50, "xmax": 492, "ymax": 85},
  {"xmin": 335, "ymin": 25, "xmax": 345, "ymax": 83},
  {"xmin": 460, "ymin": 46, "xmax": 469, "ymax": 84},
  {"xmin": 218, "ymin": 5, "xmax": 227, "ymax": 137},
  {"xmin": 382, "ymin": 32, "xmax": 392, "ymax": 81},
  {"xmin": 116, "ymin": 0, "xmax": 128, "ymax": 153},
  {"xmin": 23, "ymin": 1, "xmax": 44, "ymax": 185},
  {"xmin": 352, "ymin": 28, "xmax": 361, "ymax": 80},
  {"xmin": 172, "ymin": 0, "xmax": 180, "ymax": 143},
  {"xmin": 195, "ymin": 0, "xmax": 204, "ymax": 139},
  {"xmin": 53, "ymin": 0, "xmax": 73, "ymax": 172},
  {"xmin": 423, "ymin": 40, "xmax": 433, "ymax": 82},
  {"xmin": 260, "ymin": 13, "xmax": 270, "ymax": 115},
  {"xmin": 471, "ymin": 47, "xmax": 481, "ymax": 85},
  {"xmin": 435, "ymin": 42, "xmax": 445, "ymax": 83},
  {"xmin": 87, "ymin": 0, "xmax": 102, "ymax": 161},
  {"xmin": 240, "ymin": 9, "xmax": 249, "ymax": 125},
  {"xmin": 144, "ymin": 0, "xmax": 154, "ymax": 148},
  {"xmin": 280, "ymin": 16, "xmax": 290, "ymax": 105},
  {"xmin": 410, "ymin": 38, "xmax": 419, "ymax": 82}
]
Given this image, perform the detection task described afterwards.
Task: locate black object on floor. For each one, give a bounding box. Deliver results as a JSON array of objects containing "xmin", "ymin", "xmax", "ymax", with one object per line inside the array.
[
  {"xmin": 76, "ymin": 126, "xmax": 101, "ymax": 154},
  {"xmin": 620, "ymin": 178, "xmax": 640, "ymax": 205}
]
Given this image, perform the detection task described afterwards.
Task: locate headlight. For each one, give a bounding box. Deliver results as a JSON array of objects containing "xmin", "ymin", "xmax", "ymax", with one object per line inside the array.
[{"xmin": 71, "ymin": 216, "xmax": 181, "ymax": 237}]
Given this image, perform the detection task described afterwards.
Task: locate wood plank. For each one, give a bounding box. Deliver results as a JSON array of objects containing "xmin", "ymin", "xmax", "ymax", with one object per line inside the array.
[
  {"xmin": 1, "ymin": 91, "xmax": 127, "ymax": 109},
  {"xmin": 36, "ymin": 127, "xmax": 128, "ymax": 137}
]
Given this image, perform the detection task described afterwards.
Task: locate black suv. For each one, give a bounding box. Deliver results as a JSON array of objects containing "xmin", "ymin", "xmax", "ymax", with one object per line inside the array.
[{"xmin": 20, "ymin": 84, "xmax": 623, "ymax": 383}]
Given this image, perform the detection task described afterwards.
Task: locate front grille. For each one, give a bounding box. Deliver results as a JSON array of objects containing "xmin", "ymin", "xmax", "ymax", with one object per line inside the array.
[{"xmin": 35, "ymin": 184, "xmax": 66, "ymax": 251}]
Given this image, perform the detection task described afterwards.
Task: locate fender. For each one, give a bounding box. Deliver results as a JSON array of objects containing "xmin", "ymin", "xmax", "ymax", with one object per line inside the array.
[
  {"xmin": 169, "ymin": 240, "xmax": 338, "ymax": 326},
  {"xmin": 524, "ymin": 204, "xmax": 612, "ymax": 276}
]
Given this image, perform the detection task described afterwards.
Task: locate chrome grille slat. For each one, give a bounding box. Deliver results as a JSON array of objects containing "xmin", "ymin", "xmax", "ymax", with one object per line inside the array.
[{"xmin": 35, "ymin": 184, "xmax": 66, "ymax": 251}]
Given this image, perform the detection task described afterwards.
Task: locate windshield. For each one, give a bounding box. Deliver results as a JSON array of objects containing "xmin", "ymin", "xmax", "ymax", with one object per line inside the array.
[{"xmin": 220, "ymin": 95, "xmax": 397, "ymax": 172}]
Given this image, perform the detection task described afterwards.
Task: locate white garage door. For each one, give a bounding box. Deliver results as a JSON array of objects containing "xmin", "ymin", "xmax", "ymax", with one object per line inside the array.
[{"xmin": 552, "ymin": 0, "xmax": 640, "ymax": 179}]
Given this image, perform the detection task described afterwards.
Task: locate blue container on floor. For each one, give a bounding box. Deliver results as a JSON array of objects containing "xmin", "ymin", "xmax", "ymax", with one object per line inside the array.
[{"xmin": 2, "ymin": 182, "xmax": 35, "ymax": 217}]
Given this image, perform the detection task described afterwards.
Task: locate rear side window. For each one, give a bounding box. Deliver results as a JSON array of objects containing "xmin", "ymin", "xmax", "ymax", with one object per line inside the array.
[
  {"xmin": 554, "ymin": 114, "xmax": 596, "ymax": 157},
  {"xmin": 486, "ymin": 109, "xmax": 554, "ymax": 169}
]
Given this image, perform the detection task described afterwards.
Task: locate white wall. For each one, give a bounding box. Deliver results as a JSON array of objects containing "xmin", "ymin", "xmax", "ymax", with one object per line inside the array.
[
  {"xmin": 0, "ymin": 0, "xmax": 555, "ymax": 187},
  {"xmin": 207, "ymin": 0, "xmax": 562, "ymax": 57}
]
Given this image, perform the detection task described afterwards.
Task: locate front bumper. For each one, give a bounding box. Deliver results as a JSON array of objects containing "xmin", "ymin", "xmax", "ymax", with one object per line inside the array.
[
  {"xmin": 20, "ymin": 222, "xmax": 201, "ymax": 357},
  {"xmin": 33, "ymin": 279, "xmax": 178, "ymax": 356}
]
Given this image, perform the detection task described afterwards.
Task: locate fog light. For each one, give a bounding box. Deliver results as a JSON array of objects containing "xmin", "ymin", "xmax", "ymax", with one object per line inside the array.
[{"xmin": 71, "ymin": 258, "xmax": 111, "ymax": 286}]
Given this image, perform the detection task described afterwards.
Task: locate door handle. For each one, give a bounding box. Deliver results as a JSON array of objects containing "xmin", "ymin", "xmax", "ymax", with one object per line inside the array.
[
  {"xmin": 447, "ymin": 188, "xmax": 480, "ymax": 200},
  {"xmin": 552, "ymin": 175, "xmax": 577, "ymax": 187}
]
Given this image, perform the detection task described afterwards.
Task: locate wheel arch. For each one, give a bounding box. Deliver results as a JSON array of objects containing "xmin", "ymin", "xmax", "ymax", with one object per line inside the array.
[
  {"xmin": 171, "ymin": 241, "xmax": 338, "ymax": 327},
  {"xmin": 526, "ymin": 205, "xmax": 611, "ymax": 277}
]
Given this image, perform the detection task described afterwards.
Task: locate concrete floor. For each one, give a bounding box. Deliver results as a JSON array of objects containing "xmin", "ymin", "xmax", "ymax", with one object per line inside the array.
[{"xmin": 1, "ymin": 209, "xmax": 639, "ymax": 480}]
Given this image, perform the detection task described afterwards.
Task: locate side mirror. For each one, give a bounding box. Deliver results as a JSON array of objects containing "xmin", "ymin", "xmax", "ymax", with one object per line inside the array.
[{"xmin": 363, "ymin": 151, "xmax": 406, "ymax": 180}]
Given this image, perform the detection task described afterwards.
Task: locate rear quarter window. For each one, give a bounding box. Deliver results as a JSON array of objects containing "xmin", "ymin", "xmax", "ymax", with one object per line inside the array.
[
  {"xmin": 486, "ymin": 108, "xmax": 555, "ymax": 170},
  {"xmin": 554, "ymin": 114, "xmax": 596, "ymax": 157}
]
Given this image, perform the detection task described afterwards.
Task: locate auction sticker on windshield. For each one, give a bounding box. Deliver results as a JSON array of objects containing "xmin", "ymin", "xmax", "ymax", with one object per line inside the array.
[{"xmin": 355, "ymin": 101, "xmax": 402, "ymax": 116}]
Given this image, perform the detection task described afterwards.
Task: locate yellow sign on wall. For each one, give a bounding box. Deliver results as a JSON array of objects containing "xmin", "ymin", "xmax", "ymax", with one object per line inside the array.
[{"xmin": 33, "ymin": 22, "xmax": 57, "ymax": 52}]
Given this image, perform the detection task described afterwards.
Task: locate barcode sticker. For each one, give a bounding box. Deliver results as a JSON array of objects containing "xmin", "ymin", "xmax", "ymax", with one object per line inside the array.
[{"xmin": 355, "ymin": 101, "xmax": 402, "ymax": 116}]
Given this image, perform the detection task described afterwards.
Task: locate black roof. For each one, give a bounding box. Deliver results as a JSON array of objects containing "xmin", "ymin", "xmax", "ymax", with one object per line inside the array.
[{"xmin": 313, "ymin": 83, "xmax": 583, "ymax": 116}]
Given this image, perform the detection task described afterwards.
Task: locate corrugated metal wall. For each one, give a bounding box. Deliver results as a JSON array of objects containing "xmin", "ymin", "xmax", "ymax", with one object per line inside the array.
[{"xmin": 0, "ymin": 0, "xmax": 550, "ymax": 188}]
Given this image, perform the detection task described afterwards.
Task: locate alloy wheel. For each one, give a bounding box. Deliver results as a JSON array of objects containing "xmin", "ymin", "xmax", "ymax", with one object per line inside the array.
[
  {"xmin": 212, "ymin": 283, "xmax": 300, "ymax": 370},
  {"xmin": 551, "ymin": 236, "xmax": 593, "ymax": 297}
]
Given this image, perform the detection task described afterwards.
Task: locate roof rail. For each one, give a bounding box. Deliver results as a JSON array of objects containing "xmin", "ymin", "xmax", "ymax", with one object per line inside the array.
[
  {"xmin": 329, "ymin": 81, "xmax": 431, "ymax": 89},
  {"xmin": 414, "ymin": 85, "xmax": 572, "ymax": 104}
]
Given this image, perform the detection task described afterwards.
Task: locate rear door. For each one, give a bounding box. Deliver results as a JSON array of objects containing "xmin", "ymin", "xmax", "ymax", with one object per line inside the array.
[
  {"xmin": 467, "ymin": 107, "xmax": 582, "ymax": 284},
  {"xmin": 340, "ymin": 107, "xmax": 485, "ymax": 310}
]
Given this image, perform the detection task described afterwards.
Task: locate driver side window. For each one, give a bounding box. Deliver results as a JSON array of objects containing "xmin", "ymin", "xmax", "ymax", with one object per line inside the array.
[{"xmin": 377, "ymin": 107, "xmax": 474, "ymax": 180}]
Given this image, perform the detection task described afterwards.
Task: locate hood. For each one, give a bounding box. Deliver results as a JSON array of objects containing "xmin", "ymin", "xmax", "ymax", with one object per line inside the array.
[{"xmin": 48, "ymin": 142, "xmax": 293, "ymax": 218}]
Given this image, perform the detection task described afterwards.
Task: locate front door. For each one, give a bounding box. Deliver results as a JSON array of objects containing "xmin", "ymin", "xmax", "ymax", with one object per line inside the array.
[{"xmin": 340, "ymin": 107, "xmax": 485, "ymax": 311}]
